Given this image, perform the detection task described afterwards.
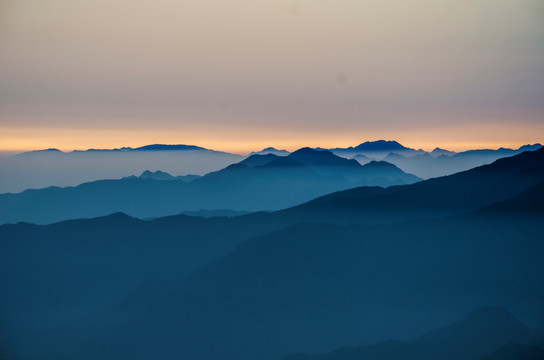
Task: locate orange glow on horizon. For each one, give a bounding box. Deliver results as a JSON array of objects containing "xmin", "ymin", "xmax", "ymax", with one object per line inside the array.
[{"xmin": 0, "ymin": 122, "xmax": 542, "ymax": 155}]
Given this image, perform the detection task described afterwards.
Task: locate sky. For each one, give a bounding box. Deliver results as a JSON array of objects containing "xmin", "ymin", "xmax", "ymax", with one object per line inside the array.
[{"xmin": 1, "ymin": 0, "xmax": 543, "ymax": 154}]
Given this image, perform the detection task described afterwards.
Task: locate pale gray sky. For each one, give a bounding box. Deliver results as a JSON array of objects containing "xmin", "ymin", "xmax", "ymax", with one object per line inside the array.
[{"xmin": 1, "ymin": 0, "xmax": 543, "ymax": 152}]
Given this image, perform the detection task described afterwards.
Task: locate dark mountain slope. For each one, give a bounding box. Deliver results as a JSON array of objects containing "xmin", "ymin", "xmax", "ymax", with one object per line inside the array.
[
  {"xmin": 25, "ymin": 190, "xmax": 544, "ymax": 360},
  {"xmin": 356, "ymin": 161, "xmax": 421, "ymax": 186},
  {"xmin": 239, "ymin": 153, "xmax": 279, "ymax": 167},
  {"xmin": 285, "ymin": 307, "xmax": 544, "ymax": 360},
  {"xmin": 0, "ymin": 210, "xmax": 298, "ymax": 349},
  {"xmin": 481, "ymin": 343, "xmax": 544, "ymax": 360},
  {"xmin": 477, "ymin": 180, "xmax": 544, "ymax": 217}
]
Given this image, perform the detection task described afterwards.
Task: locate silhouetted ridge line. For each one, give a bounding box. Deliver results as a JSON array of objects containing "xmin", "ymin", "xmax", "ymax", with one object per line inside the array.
[
  {"xmin": 353, "ymin": 140, "xmax": 409, "ymax": 151},
  {"xmin": 289, "ymin": 148, "xmax": 361, "ymax": 168},
  {"xmin": 133, "ymin": 144, "xmax": 205, "ymax": 151},
  {"xmin": 278, "ymin": 147, "xmax": 544, "ymax": 224},
  {"xmin": 240, "ymin": 154, "xmax": 279, "ymax": 168},
  {"xmin": 0, "ymin": 145, "xmax": 422, "ymax": 224}
]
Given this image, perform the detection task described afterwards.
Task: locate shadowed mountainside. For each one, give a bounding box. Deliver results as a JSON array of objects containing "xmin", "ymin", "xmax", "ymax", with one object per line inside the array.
[
  {"xmin": 481, "ymin": 343, "xmax": 544, "ymax": 360},
  {"xmin": 3, "ymin": 182, "xmax": 544, "ymax": 360},
  {"xmin": 0, "ymin": 211, "xmax": 295, "ymax": 341},
  {"xmin": 284, "ymin": 307, "xmax": 544, "ymax": 360}
]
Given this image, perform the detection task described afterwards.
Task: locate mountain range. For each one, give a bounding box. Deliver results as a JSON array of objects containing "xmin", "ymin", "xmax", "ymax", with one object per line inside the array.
[
  {"xmin": 22, "ymin": 144, "xmax": 214, "ymax": 153},
  {"xmin": 0, "ymin": 144, "xmax": 244, "ymax": 194},
  {"xmin": 1, "ymin": 140, "xmax": 541, "ymax": 194},
  {"xmin": 326, "ymin": 141, "xmax": 543, "ymax": 179},
  {"xmin": 1, "ymin": 147, "xmax": 543, "ymax": 360},
  {"xmin": 323, "ymin": 140, "xmax": 424, "ymax": 158},
  {"xmin": 124, "ymin": 170, "xmax": 201, "ymax": 182},
  {"xmin": 277, "ymin": 146, "xmax": 544, "ymax": 224},
  {"xmin": 0, "ymin": 148, "xmax": 421, "ymax": 225}
]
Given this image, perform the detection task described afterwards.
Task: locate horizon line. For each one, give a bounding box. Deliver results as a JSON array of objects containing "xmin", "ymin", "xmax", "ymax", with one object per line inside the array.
[{"xmin": 0, "ymin": 140, "xmax": 542, "ymax": 157}]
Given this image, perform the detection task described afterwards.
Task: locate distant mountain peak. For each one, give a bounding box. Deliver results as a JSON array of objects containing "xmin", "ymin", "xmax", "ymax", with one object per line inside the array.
[
  {"xmin": 353, "ymin": 140, "xmax": 409, "ymax": 151},
  {"xmin": 290, "ymin": 148, "xmax": 361, "ymax": 168},
  {"xmin": 431, "ymin": 147, "xmax": 456, "ymax": 157},
  {"xmin": 140, "ymin": 170, "xmax": 169, "ymax": 176},
  {"xmin": 22, "ymin": 148, "xmax": 63, "ymax": 154},
  {"xmin": 519, "ymin": 143, "xmax": 543, "ymax": 152},
  {"xmin": 250, "ymin": 147, "xmax": 290, "ymax": 156},
  {"xmin": 291, "ymin": 147, "xmax": 318, "ymax": 154},
  {"xmin": 138, "ymin": 170, "xmax": 175, "ymax": 180},
  {"xmin": 133, "ymin": 144, "xmax": 205, "ymax": 151}
]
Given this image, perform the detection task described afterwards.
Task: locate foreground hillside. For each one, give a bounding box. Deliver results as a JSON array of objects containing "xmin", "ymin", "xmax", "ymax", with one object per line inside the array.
[
  {"xmin": 285, "ymin": 306, "xmax": 544, "ymax": 360},
  {"xmin": 4, "ymin": 185, "xmax": 542, "ymax": 360}
]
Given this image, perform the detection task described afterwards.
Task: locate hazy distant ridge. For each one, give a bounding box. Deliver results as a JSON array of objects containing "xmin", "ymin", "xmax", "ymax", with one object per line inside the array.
[{"xmin": 0, "ymin": 147, "xmax": 421, "ymax": 224}]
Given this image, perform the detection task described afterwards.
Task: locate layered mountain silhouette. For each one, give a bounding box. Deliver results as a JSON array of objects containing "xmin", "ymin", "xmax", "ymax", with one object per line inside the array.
[
  {"xmin": 7, "ymin": 186, "xmax": 542, "ymax": 360},
  {"xmin": 343, "ymin": 142, "xmax": 543, "ymax": 179},
  {"xmin": 2, "ymin": 141, "xmax": 540, "ymax": 194},
  {"xmin": 322, "ymin": 140, "xmax": 543, "ymax": 179},
  {"xmin": 0, "ymin": 211, "xmax": 291, "ymax": 344},
  {"xmin": 1, "ymin": 146, "xmax": 544, "ymax": 360},
  {"xmin": 0, "ymin": 148, "xmax": 420, "ymax": 224},
  {"xmin": 123, "ymin": 170, "xmax": 200, "ymax": 182},
  {"xmin": 2, "ymin": 148, "xmax": 544, "ymax": 359},
  {"xmin": 285, "ymin": 307, "xmax": 544, "ymax": 360},
  {"xmin": 19, "ymin": 143, "xmax": 214, "ymax": 154},
  {"xmin": 0, "ymin": 143, "xmax": 243, "ymax": 193},
  {"xmin": 278, "ymin": 147, "xmax": 544, "ymax": 224}
]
